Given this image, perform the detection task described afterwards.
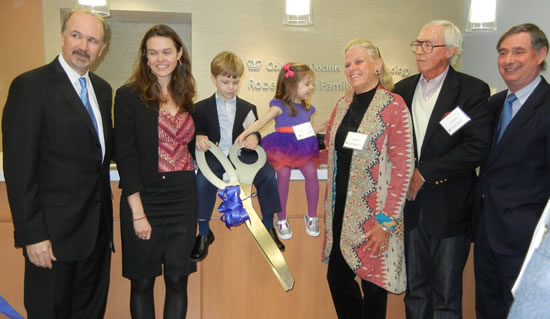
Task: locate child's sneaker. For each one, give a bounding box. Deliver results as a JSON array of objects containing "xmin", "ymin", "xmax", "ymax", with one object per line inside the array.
[
  {"xmin": 304, "ymin": 213, "xmax": 320, "ymax": 237},
  {"xmin": 276, "ymin": 218, "xmax": 293, "ymax": 240}
]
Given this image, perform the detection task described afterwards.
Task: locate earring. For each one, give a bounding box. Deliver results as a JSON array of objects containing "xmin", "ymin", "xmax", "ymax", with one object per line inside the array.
[{"xmin": 375, "ymin": 70, "xmax": 380, "ymax": 75}]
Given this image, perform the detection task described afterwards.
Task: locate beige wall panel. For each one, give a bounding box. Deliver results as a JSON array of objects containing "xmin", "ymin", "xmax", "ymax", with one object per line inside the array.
[{"xmin": 42, "ymin": 0, "xmax": 463, "ymax": 136}]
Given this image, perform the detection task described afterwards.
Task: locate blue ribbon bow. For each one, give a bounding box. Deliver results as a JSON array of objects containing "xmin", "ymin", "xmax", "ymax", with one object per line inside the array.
[{"xmin": 217, "ymin": 185, "xmax": 249, "ymax": 228}]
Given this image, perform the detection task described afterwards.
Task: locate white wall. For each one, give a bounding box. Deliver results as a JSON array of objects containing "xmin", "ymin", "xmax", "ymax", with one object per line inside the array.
[{"xmin": 462, "ymin": 0, "xmax": 550, "ymax": 92}]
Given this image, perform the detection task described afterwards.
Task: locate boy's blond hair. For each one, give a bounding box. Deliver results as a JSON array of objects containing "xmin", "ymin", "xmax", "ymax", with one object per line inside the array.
[{"xmin": 210, "ymin": 51, "xmax": 244, "ymax": 78}]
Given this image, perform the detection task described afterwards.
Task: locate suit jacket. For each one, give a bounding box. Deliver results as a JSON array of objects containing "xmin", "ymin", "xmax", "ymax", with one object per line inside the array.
[
  {"xmin": 193, "ymin": 94, "xmax": 260, "ymax": 161},
  {"xmin": 193, "ymin": 94, "xmax": 259, "ymax": 143},
  {"xmin": 113, "ymin": 85, "xmax": 196, "ymax": 197},
  {"xmin": 2, "ymin": 57, "xmax": 113, "ymax": 261},
  {"xmin": 393, "ymin": 67, "xmax": 491, "ymax": 238},
  {"xmin": 474, "ymin": 77, "xmax": 550, "ymax": 255}
]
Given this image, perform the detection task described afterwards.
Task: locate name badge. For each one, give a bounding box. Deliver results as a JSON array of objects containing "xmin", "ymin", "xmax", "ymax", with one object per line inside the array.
[
  {"xmin": 343, "ymin": 132, "xmax": 368, "ymax": 150},
  {"xmin": 439, "ymin": 106, "xmax": 471, "ymax": 135},
  {"xmin": 242, "ymin": 110, "xmax": 257, "ymax": 129},
  {"xmin": 293, "ymin": 122, "xmax": 316, "ymax": 140}
]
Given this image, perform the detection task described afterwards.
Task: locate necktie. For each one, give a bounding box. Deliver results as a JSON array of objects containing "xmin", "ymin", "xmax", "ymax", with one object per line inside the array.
[
  {"xmin": 79, "ymin": 77, "xmax": 99, "ymax": 135},
  {"xmin": 496, "ymin": 93, "xmax": 517, "ymax": 143}
]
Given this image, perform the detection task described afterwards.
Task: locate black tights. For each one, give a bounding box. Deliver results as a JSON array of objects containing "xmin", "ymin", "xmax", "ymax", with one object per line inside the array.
[{"xmin": 130, "ymin": 275, "xmax": 189, "ymax": 319}]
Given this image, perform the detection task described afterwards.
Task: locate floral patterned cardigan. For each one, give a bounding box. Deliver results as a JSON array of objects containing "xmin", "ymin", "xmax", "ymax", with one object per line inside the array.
[{"xmin": 322, "ymin": 86, "xmax": 414, "ymax": 294}]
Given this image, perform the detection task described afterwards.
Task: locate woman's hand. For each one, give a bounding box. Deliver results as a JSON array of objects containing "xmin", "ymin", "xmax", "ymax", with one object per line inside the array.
[
  {"xmin": 133, "ymin": 216, "xmax": 152, "ymax": 240},
  {"xmin": 195, "ymin": 135, "xmax": 211, "ymax": 152},
  {"xmin": 127, "ymin": 192, "xmax": 152, "ymax": 240},
  {"xmin": 363, "ymin": 223, "xmax": 390, "ymax": 257}
]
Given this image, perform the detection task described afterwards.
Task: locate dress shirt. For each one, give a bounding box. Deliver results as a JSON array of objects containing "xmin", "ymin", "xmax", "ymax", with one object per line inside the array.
[
  {"xmin": 215, "ymin": 93, "xmax": 237, "ymax": 155},
  {"xmin": 507, "ymin": 75, "xmax": 542, "ymax": 118},
  {"xmin": 58, "ymin": 55, "xmax": 105, "ymax": 161},
  {"xmin": 420, "ymin": 66, "xmax": 449, "ymax": 101}
]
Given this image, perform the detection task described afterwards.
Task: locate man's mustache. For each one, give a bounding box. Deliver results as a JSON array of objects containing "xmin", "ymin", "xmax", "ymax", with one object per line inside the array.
[{"xmin": 72, "ymin": 49, "xmax": 90, "ymax": 59}]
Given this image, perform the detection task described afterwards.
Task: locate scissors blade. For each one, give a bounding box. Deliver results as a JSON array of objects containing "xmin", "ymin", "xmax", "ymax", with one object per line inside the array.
[
  {"xmin": 240, "ymin": 184, "xmax": 295, "ymax": 291},
  {"xmin": 195, "ymin": 141, "xmax": 239, "ymax": 189},
  {"xmin": 229, "ymin": 143, "xmax": 266, "ymax": 185}
]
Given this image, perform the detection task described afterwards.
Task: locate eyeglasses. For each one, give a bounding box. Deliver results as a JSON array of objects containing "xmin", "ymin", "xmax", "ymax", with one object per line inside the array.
[{"xmin": 410, "ymin": 41, "xmax": 447, "ymax": 53}]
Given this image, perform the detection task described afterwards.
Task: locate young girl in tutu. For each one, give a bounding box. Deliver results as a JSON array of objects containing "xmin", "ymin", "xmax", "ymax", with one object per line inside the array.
[{"xmin": 236, "ymin": 63, "xmax": 327, "ymax": 240}]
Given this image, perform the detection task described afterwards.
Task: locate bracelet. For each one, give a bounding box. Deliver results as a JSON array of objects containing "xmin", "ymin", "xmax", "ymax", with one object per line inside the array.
[
  {"xmin": 133, "ymin": 215, "xmax": 147, "ymax": 221},
  {"xmin": 375, "ymin": 212, "xmax": 396, "ymax": 232}
]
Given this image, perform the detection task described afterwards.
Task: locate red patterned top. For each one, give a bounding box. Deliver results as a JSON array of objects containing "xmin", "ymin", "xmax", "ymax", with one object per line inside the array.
[{"xmin": 158, "ymin": 110, "xmax": 195, "ymax": 172}]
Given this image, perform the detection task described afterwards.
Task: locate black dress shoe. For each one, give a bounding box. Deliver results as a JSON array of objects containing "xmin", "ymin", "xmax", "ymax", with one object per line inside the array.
[
  {"xmin": 190, "ymin": 231, "xmax": 215, "ymax": 262},
  {"xmin": 267, "ymin": 227, "xmax": 285, "ymax": 252}
]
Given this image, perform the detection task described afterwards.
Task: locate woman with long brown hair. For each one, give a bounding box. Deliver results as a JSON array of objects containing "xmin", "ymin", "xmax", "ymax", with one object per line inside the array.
[{"xmin": 114, "ymin": 24, "xmax": 196, "ymax": 318}]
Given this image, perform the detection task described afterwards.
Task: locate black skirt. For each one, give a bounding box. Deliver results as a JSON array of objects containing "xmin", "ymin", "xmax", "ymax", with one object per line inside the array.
[{"xmin": 120, "ymin": 171, "xmax": 197, "ymax": 279}]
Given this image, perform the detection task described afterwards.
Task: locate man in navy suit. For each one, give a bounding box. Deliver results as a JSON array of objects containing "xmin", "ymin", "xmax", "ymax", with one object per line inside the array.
[
  {"xmin": 2, "ymin": 9, "xmax": 113, "ymax": 319},
  {"xmin": 474, "ymin": 23, "xmax": 550, "ymax": 319},
  {"xmin": 393, "ymin": 20, "xmax": 491, "ymax": 319}
]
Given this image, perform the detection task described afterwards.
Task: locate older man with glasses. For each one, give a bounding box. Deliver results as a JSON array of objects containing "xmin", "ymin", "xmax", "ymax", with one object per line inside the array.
[{"xmin": 393, "ymin": 20, "xmax": 491, "ymax": 319}]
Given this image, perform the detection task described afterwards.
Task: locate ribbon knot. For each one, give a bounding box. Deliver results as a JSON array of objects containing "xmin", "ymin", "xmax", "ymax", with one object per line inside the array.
[
  {"xmin": 217, "ymin": 185, "xmax": 249, "ymax": 228},
  {"xmin": 283, "ymin": 63, "xmax": 295, "ymax": 78}
]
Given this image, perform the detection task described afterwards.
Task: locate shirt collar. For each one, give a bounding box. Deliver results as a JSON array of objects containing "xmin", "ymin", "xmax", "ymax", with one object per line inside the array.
[
  {"xmin": 58, "ymin": 54, "xmax": 90, "ymax": 87},
  {"xmin": 419, "ymin": 66, "xmax": 449, "ymax": 100},
  {"xmin": 215, "ymin": 93, "xmax": 237, "ymax": 105},
  {"xmin": 508, "ymin": 75, "xmax": 541, "ymax": 105}
]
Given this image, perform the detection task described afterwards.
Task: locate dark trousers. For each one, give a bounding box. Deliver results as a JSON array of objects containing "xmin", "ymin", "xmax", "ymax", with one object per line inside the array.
[
  {"xmin": 404, "ymin": 216, "xmax": 470, "ymax": 319},
  {"xmin": 474, "ymin": 217, "xmax": 524, "ymax": 319},
  {"xmin": 24, "ymin": 223, "xmax": 111, "ymax": 319},
  {"xmin": 195, "ymin": 150, "xmax": 281, "ymax": 222},
  {"xmin": 326, "ymin": 243, "xmax": 387, "ymax": 319}
]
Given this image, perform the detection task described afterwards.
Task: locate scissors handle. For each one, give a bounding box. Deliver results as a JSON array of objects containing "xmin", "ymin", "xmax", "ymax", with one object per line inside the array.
[
  {"xmin": 229, "ymin": 143, "xmax": 266, "ymax": 185},
  {"xmin": 195, "ymin": 141, "xmax": 239, "ymax": 190}
]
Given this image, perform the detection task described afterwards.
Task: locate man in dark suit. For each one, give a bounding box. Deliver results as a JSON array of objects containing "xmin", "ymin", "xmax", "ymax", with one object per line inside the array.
[
  {"xmin": 2, "ymin": 9, "xmax": 113, "ymax": 319},
  {"xmin": 474, "ymin": 23, "xmax": 550, "ymax": 319},
  {"xmin": 393, "ymin": 20, "xmax": 491, "ymax": 319}
]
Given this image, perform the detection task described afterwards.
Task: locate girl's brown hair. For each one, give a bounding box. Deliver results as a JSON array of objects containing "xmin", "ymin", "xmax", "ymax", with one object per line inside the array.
[{"xmin": 274, "ymin": 62, "xmax": 314, "ymax": 117}]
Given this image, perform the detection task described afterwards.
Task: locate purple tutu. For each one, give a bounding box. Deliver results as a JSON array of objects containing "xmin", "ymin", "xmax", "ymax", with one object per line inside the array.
[{"xmin": 262, "ymin": 131, "xmax": 319, "ymax": 171}]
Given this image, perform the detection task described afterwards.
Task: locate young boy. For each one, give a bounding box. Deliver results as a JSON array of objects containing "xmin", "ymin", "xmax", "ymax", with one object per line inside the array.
[{"xmin": 191, "ymin": 51, "xmax": 284, "ymax": 261}]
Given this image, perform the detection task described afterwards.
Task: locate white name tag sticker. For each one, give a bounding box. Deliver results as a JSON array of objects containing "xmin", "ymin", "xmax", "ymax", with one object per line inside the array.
[
  {"xmin": 242, "ymin": 110, "xmax": 256, "ymax": 129},
  {"xmin": 343, "ymin": 132, "xmax": 368, "ymax": 150},
  {"xmin": 293, "ymin": 122, "xmax": 316, "ymax": 140},
  {"xmin": 439, "ymin": 106, "xmax": 471, "ymax": 135}
]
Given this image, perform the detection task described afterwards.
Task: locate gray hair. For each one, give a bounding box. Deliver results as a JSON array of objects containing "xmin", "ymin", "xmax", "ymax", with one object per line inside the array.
[{"xmin": 424, "ymin": 20, "xmax": 463, "ymax": 65}]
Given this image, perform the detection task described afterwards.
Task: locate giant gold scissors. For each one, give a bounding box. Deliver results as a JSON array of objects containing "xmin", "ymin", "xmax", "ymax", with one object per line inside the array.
[{"xmin": 195, "ymin": 142, "xmax": 294, "ymax": 291}]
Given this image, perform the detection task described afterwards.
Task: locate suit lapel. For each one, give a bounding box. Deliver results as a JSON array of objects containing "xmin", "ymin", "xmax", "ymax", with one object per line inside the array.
[
  {"xmin": 489, "ymin": 78, "xmax": 550, "ymax": 160},
  {"xmin": 50, "ymin": 59, "xmax": 100, "ymax": 140},
  {"xmin": 420, "ymin": 68, "xmax": 459, "ymax": 158}
]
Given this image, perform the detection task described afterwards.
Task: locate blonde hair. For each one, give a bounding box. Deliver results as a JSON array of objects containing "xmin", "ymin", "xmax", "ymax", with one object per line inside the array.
[
  {"xmin": 344, "ymin": 39, "xmax": 394, "ymax": 91},
  {"xmin": 210, "ymin": 51, "xmax": 244, "ymax": 78},
  {"xmin": 274, "ymin": 63, "xmax": 314, "ymax": 117}
]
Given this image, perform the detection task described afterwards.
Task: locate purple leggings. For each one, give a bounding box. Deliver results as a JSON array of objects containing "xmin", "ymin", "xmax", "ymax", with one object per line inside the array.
[{"xmin": 276, "ymin": 160, "xmax": 318, "ymax": 220}]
